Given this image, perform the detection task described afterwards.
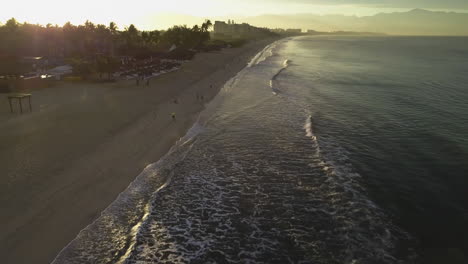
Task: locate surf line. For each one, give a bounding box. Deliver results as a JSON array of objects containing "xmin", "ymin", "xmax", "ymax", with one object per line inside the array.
[{"xmin": 270, "ymin": 59, "xmax": 291, "ymax": 94}]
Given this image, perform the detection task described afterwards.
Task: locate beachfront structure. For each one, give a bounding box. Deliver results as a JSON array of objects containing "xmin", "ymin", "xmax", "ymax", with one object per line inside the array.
[
  {"xmin": 21, "ymin": 57, "xmax": 47, "ymax": 70},
  {"xmin": 286, "ymin": 28, "xmax": 302, "ymax": 34},
  {"xmin": 213, "ymin": 21, "xmax": 274, "ymax": 39},
  {"xmin": 271, "ymin": 28, "xmax": 286, "ymax": 34}
]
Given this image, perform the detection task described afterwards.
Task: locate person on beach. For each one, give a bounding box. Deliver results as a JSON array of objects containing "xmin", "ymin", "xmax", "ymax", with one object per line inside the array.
[{"xmin": 171, "ymin": 112, "xmax": 176, "ymax": 120}]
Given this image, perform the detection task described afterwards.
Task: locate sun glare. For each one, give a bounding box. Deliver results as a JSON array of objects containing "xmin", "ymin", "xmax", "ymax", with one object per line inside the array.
[
  {"xmin": 0, "ymin": 0, "xmax": 377, "ymax": 28},
  {"xmin": 2, "ymin": 0, "xmax": 468, "ymax": 29}
]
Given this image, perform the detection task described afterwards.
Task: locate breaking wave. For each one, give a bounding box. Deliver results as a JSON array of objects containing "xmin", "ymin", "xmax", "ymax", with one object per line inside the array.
[
  {"xmin": 53, "ymin": 36, "xmax": 420, "ymax": 264},
  {"xmin": 270, "ymin": 59, "xmax": 291, "ymax": 94}
]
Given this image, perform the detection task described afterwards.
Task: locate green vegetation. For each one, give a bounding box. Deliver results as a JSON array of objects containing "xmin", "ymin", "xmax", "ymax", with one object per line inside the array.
[
  {"xmin": 200, "ymin": 39, "xmax": 249, "ymax": 52},
  {"xmin": 0, "ymin": 18, "xmax": 214, "ymax": 77},
  {"xmin": 0, "ymin": 55, "xmax": 29, "ymax": 77},
  {"xmin": 225, "ymin": 39, "xmax": 248, "ymax": 48}
]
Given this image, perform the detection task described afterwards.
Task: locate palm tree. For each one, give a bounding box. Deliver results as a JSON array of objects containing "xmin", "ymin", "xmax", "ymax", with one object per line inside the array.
[
  {"xmin": 109, "ymin": 22, "xmax": 118, "ymax": 35},
  {"xmin": 199, "ymin": 20, "xmax": 212, "ymax": 45},
  {"xmin": 122, "ymin": 24, "xmax": 141, "ymax": 54},
  {"xmin": 108, "ymin": 22, "xmax": 118, "ymax": 56},
  {"xmin": 201, "ymin": 19, "xmax": 212, "ymax": 32},
  {"xmin": 84, "ymin": 20, "xmax": 96, "ymax": 31},
  {"xmin": 206, "ymin": 20, "xmax": 213, "ymax": 30},
  {"xmin": 95, "ymin": 24, "xmax": 111, "ymax": 54},
  {"xmin": 126, "ymin": 24, "xmax": 138, "ymax": 36},
  {"xmin": 1, "ymin": 18, "xmax": 21, "ymax": 55}
]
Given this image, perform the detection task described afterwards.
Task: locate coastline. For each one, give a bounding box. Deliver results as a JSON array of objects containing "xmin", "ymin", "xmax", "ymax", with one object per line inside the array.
[{"xmin": 0, "ymin": 37, "xmax": 279, "ymax": 264}]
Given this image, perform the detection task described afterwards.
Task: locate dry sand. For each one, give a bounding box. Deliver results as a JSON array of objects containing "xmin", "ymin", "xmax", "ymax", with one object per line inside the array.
[{"xmin": 0, "ymin": 38, "xmax": 277, "ymax": 264}]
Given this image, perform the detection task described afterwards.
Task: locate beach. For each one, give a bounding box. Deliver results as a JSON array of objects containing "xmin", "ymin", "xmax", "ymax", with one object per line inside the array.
[{"xmin": 0, "ymin": 38, "xmax": 277, "ymax": 264}]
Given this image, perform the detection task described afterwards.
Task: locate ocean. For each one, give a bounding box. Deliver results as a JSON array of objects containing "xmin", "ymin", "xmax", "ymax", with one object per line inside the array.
[{"xmin": 53, "ymin": 36, "xmax": 468, "ymax": 263}]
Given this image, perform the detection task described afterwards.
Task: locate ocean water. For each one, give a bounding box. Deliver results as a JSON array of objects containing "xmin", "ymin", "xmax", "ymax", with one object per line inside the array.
[{"xmin": 54, "ymin": 36, "xmax": 468, "ymax": 263}]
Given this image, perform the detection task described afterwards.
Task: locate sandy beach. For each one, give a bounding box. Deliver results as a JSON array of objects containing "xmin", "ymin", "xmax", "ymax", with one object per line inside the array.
[{"xmin": 0, "ymin": 38, "xmax": 277, "ymax": 264}]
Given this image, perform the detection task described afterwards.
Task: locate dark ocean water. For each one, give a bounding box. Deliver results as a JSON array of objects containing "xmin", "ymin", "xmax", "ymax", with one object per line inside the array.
[
  {"xmin": 54, "ymin": 36, "xmax": 468, "ymax": 263},
  {"xmin": 276, "ymin": 36, "xmax": 468, "ymax": 262}
]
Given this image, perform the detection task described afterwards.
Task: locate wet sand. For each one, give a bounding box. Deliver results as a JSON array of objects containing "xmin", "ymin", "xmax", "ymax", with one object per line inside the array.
[{"xmin": 0, "ymin": 38, "xmax": 277, "ymax": 264}]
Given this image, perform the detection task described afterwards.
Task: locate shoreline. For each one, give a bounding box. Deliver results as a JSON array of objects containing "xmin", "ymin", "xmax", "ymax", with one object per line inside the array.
[{"xmin": 0, "ymin": 37, "xmax": 279, "ymax": 264}]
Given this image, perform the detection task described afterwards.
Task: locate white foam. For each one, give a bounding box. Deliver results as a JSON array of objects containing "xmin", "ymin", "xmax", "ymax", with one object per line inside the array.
[
  {"xmin": 53, "ymin": 37, "xmax": 304, "ymax": 263},
  {"xmin": 269, "ymin": 58, "xmax": 291, "ymax": 95},
  {"xmin": 247, "ymin": 42, "xmax": 278, "ymax": 67}
]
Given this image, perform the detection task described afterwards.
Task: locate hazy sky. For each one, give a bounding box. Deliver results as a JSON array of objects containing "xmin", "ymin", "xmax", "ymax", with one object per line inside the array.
[{"xmin": 2, "ymin": 0, "xmax": 468, "ymax": 30}]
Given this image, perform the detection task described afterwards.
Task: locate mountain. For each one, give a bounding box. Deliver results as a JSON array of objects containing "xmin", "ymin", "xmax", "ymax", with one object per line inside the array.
[
  {"xmin": 235, "ymin": 9, "xmax": 468, "ymax": 36},
  {"xmin": 364, "ymin": 9, "xmax": 468, "ymax": 35},
  {"xmin": 143, "ymin": 9, "xmax": 468, "ymax": 36}
]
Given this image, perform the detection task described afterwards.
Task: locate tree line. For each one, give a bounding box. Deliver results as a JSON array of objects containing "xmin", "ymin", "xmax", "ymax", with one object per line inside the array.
[
  {"xmin": 0, "ymin": 18, "xmax": 214, "ymax": 76},
  {"xmin": 0, "ymin": 18, "xmax": 213, "ymax": 58}
]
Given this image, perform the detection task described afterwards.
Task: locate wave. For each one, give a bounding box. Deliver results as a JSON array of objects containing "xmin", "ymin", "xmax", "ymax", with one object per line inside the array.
[
  {"xmin": 119, "ymin": 111, "xmax": 417, "ymax": 263},
  {"xmin": 269, "ymin": 59, "xmax": 291, "ymax": 94},
  {"xmin": 114, "ymin": 123, "xmax": 201, "ymax": 264},
  {"xmin": 302, "ymin": 114, "xmax": 416, "ymax": 262},
  {"xmin": 247, "ymin": 42, "xmax": 277, "ymax": 67},
  {"xmin": 247, "ymin": 38, "xmax": 291, "ymax": 68},
  {"xmin": 304, "ymin": 114, "xmax": 314, "ymax": 138},
  {"xmin": 52, "ymin": 35, "xmax": 420, "ymax": 263},
  {"xmin": 52, "ymin": 39, "xmax": 287, "ymax": 264},
  {"xmin": 52, "ymin": 118, "xmax": 201, "ymax": 264}
]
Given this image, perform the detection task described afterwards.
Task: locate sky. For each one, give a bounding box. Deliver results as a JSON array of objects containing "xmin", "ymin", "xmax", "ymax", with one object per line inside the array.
[{"xmin": 1, "ymin": 0, "xmax": 468, "ymax": 30}]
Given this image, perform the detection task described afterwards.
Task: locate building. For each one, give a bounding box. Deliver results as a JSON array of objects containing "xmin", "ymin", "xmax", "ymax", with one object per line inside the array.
[
  {"xmin": 21, "ymin": 57, "xmax": 48, "ymax": 72},
  {"xmin": 213, "ymin": 21, "xmax": 274, "ymax": 39},
  {"xmin": 271, "ymin": 28, "xmax": 286, "ymax": 34},
  {"xmin": 286, "ymin": 29, "xmax": 302, "ymax": 34}
]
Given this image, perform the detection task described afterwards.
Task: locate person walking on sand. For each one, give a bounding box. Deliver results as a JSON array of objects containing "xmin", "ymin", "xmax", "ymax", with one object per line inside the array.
[{"xmin": 171, "ymin": 112, "xmax": 176, "ymax": 120}]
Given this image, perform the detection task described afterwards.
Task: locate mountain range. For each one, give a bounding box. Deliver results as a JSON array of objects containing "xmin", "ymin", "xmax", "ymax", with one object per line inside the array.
[
  {"xmin": 149, "ymin": 9, "xmax": 468, "ymax": 36},
  {"xmin": 236, "ymin": 9, "xmax": 468, "ymax": 35}
]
